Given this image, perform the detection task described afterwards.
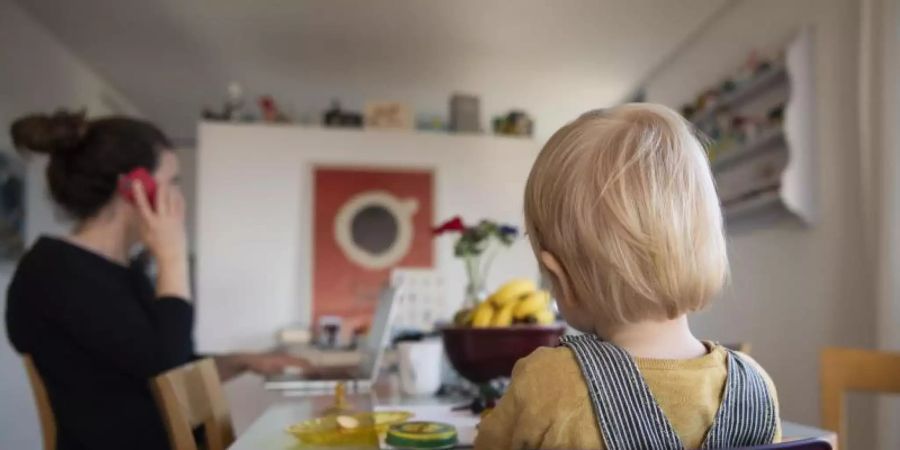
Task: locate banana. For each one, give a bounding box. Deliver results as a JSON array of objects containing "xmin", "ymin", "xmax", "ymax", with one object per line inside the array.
[
  {"xmin": 471, "ymin": 302, "xmax": 496, "ymax": 328},
  {"xmin": 513, "ymin": 290, "xmax": 550, "ymax": 320},
  {"xmin": 492, "ymin": 302, "xmax": 516, "ymax": 327},
  {"xmin": 489, "ymin": 279, "xmax": 538, "ymax": 308},
  {"xmin": 453, "ymin": 308, "xmax": 474, "ymax": 326},
  {"xmin": 530, "ymin": 309, "xmax": 556, "ymax": 325}
]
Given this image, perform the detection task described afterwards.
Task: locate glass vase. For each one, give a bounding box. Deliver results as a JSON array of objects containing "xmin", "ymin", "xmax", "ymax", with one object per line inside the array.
[{"xmin": 462, "ymin": 255, "xmax": 488, "ymax": 309}]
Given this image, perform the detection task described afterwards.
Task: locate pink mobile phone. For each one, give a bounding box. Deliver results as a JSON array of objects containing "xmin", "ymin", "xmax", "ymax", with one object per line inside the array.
[{"xmin": 118, "ymin": 167, "xmax": 157, "ymax": 208}]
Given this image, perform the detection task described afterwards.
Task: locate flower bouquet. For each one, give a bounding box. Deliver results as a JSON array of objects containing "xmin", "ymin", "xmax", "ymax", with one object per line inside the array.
[{"xmin": 432, "ymin": 216, "xmax": 519, "ymax": 308}]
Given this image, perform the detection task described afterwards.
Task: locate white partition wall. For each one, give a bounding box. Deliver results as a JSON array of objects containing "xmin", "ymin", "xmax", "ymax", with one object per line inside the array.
[{"xmin": 194, "ymin": 123, "xmax": 541, "ymax": 353}]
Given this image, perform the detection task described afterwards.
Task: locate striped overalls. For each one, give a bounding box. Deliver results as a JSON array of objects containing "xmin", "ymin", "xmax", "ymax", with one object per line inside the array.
[{"xmin": 560, "ymin": 334, "xmax": 778, "ymax": 450}]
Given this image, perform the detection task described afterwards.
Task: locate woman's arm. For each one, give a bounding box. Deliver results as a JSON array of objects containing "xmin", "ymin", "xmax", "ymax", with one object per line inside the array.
[
  {"xmin": 134, "ymin": 184, "xmax": 312, "ymax": 382},
  {"xmin": 214, "ymin": 352, "xmax": 312, "ymax": 382},
  {"xmin": 133, "ymin": 181, "xmax": 191, "ymax": 300}
]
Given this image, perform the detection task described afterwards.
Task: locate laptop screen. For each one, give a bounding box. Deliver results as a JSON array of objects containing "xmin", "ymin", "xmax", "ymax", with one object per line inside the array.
[{"xmin": 357, "ymin": 286, "xmax": 398, "ymax": 380}]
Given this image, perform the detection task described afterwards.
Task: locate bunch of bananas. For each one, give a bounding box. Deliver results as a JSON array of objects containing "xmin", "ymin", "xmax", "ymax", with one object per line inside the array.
[{"xmin": 453, "ymin": 279, "xmax": 556, "ymax": 327}]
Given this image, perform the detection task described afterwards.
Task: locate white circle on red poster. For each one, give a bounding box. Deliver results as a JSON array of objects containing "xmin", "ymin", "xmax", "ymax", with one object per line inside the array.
[{"xmin": 334, "ymin": 190, "xmax": 419, "ymax": 270}]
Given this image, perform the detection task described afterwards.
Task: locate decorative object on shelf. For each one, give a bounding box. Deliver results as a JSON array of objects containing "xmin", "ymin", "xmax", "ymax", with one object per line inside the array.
[
  {"xmin": 323, "ymin": 100, "xmax": 363, "ymax": 128},
  {"xmin": 432, "ymin": 216, "xmax": 519, "ymax": 308},
  {"xmin": 258, "ymin": 95, "xmax": 289, "ymax": 123},
  {"xmin": 415, "ymin": 115, "xmax": 448, "ymax": 132},
  {"xmin": 703, "ymin": 104, "xmax": 786, "ymax": 163},
  {"xmin": 364, "ymin": 102, "xmax": 413, "ymax": 130},
  {"xmin": 313, "ymin": 167, "xmax": 434, "ymax": 329},
  {"xmin": 492, "ymin": 110, "xmax": 534, "ymax": 137},
  {"xmin": 681, "ymin": 52, "xmax": 784, "ymax": 126},
  {"xmin": 449, "ymin": 94, "xmax": 482, "ymax": 133},
  {"xmin": 202, "ymin": 81, "xmax": 250, "ymax": 121}
]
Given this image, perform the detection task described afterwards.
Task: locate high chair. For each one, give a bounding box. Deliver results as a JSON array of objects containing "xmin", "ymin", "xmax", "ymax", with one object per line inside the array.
[
  {"xmin": 820, "ymin": 347, "xmax": 900, "ymax": 450},
  {"xmin": 150, "ymin": 358, "xmax": 235, "ymax": 450},
  {"xmin": 22, "ymin": 355, "xmax": 56, "ymax": 450}
]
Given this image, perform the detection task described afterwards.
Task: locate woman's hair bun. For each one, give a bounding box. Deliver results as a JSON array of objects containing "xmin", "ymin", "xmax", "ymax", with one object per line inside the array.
[{"xmin": 10, "ymin": 109, "xmax": 87, "ymax": 156}]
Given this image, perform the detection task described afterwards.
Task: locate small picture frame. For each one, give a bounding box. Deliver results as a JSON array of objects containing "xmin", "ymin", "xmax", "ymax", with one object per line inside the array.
[{"xmin": 364, "ymin": 102, "xmax": 413, "ymax": 130}]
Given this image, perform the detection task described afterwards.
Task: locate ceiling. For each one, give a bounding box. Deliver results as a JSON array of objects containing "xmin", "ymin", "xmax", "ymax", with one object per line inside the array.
[{"xmin": 15, "ymin": 0, "xmax": 728, "ymax": 139}]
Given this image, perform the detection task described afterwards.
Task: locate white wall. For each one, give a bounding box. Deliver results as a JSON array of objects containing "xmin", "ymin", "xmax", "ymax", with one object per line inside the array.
[
  {"xmin": 644, "ymin": 0, "xmax": 874, "ymax": 444},
  {"xmin": 12, "ymin": 0, "xmax": 731, "ymax": 140},
  {"xmin": 0, "ymin": 0, "xmax": 139, "ymax": 448},
  {"xmin": 865, "ymin": 0, "xmax": 900, "ymax": 447},
  {"xmin": 195, "ymin": 123, "xmax": 541, "ymax": 429}
]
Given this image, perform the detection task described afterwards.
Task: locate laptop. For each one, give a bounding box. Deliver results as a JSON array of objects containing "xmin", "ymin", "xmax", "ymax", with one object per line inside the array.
[{"xmin": 264, "ymin": 286, "xmax": 399, "ymax": 392}]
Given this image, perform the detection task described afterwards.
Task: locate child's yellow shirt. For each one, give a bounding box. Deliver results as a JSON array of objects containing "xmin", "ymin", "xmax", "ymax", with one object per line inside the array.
[{"xmin": 474, "ymin": 342, "xmax": 781, "ymax": 450}]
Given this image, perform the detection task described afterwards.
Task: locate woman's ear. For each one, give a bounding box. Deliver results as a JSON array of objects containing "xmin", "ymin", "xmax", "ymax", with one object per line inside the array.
[{"xmin": 540, "ymin": 251, "xmax": 575, "ymax": 307}]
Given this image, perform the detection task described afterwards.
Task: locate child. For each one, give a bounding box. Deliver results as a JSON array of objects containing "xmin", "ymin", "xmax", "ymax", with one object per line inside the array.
[{"xmin": 475, "ymin": 104, "xmax": 780, "ymax": 450}]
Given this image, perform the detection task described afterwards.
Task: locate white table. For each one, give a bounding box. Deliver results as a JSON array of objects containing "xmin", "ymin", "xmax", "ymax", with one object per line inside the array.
[
  {"xmin": 229, "ymin": 390, "xmax": 837, "ymax": 449},
  {"xmin": 229, "ymin": 387, "xmax": 470, "ymax": 450}
]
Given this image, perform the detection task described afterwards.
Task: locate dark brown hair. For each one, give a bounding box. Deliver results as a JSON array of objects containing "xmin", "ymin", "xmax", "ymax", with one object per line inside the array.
[{"xmin": 10, "ymin": 110, "xmax": 172, "ymax": 219}]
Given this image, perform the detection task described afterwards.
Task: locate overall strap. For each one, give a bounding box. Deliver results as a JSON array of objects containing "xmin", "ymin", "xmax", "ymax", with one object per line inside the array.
[
  {"xmin": 560, "ymin": 334, "xmax": 683, "ymax": 450},
  {"xmin": 701, "ymin": 350, "xmax": 778, "ymax": 449}
]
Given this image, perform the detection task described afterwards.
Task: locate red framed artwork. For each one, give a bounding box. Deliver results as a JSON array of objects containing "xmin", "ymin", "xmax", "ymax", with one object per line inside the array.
[{"xmin": 312, "ymin": 167, "xmax": 434, "ymax": 329}]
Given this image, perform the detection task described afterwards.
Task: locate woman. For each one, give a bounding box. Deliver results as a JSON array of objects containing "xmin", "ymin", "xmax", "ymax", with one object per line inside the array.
[{"xmin": 5, "ymin": 111, "xmax": 307, "ymax": 450}]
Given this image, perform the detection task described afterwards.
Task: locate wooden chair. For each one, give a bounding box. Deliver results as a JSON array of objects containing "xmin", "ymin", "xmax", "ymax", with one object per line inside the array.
[
  {"xmin": 22, "ymin": 355, "xmax": 56, "ymax": 450},
  {"xmin": 150, "ymin": 358, "xmax": 235, "ymax": 450},
  {"xmin": 820, "ymin": 347, "xmax": 900, "ymax": 450}
]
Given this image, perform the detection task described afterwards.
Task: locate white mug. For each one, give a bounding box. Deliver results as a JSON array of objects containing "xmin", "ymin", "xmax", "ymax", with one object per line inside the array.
[{"xmin": 397, "ymin": 339, "xmax": 443, "ymax": 396}]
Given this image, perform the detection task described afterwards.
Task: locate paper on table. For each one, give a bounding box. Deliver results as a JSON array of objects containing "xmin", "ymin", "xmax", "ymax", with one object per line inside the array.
[{"xmin": 375, "ymin": 403, "xmax": 480, "ymax": 448}]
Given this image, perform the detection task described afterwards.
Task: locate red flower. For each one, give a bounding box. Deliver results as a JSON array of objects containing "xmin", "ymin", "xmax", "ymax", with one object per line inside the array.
[{"xmin": 433, "ymin": 216, "xmax": 466, "ymax": 235}]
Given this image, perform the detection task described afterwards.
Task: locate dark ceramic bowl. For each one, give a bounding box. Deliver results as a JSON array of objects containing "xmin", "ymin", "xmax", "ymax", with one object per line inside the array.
[{"xmin": 440, "ymin": 324, "xmax": 566, "ymax": 383}]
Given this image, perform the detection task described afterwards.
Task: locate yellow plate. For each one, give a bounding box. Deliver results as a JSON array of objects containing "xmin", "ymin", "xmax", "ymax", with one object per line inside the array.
[{"xmin": 286, "ymin": 411, "xmax": 412, "ymax": 446}]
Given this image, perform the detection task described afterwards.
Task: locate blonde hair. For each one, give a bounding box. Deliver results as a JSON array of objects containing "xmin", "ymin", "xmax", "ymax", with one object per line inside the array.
[{"xmin": 524, "ymin": 103, "xmax": 727, "ymax": 327}]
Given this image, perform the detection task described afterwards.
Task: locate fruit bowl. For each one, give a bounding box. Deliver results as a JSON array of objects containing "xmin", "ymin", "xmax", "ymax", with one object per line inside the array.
[{"xmin": 440, "ymin": 324, "xmax": 566, "ymax": 383}]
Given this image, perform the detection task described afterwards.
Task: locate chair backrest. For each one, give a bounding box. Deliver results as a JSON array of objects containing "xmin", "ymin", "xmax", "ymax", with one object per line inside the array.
[
  {"xmin": 721, "ymin": 438, "xmax": 832, "ymax": 449},
  {"xmin": 820, "ymin": 347, "xmax": 900, "ymax": 450},
  {"xmin": 22, "ymin": 355, "xmax": 56, "ymax": 450},
  {"xmin": 150, "ymin": 358, "xmax": 234, "ymax": 450}
]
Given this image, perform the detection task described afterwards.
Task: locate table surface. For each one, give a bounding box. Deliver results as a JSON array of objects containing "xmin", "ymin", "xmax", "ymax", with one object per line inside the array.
[{"xmin": 229, "ymin": 388, "xmax": 837, "ymax": 450}]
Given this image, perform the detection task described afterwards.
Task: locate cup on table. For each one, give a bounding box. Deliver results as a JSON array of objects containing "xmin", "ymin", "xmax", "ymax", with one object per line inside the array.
[{"xmin": 397, "ymin": 339, "xmax": 443, "ymax": 396}]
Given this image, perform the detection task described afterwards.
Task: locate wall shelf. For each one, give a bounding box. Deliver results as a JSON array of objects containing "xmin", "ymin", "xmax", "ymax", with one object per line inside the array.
[
  {"xmin": 724, "ymin": 189, "xmax": 782, "ymax": 221},
  {"xmin": 712, "ymin": 128, "xmax": 786, "ymax": 173},
  {"xmin": 693, "ymin": 65, "xmax": 789, "ymax": 125},
  {"xmin": 687, "ymin": 27, "xmax": 817, "ymax": 228}
]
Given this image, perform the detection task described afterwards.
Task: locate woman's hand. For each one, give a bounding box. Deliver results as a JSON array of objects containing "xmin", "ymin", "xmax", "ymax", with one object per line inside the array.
[
  {"xmin": 243, "ymin": 353, "xmax": 312, "ymax": 376},
  {"xmin": 215, "ymin": 352, "xmax": 313, "ymax": 382},
  {"xmin": 133, "ymin": 181, "xmax": 191, "ymax": 299},
  {"xmin": 132, "ymin": 181, "xmax": 187, "ymax": 263}
]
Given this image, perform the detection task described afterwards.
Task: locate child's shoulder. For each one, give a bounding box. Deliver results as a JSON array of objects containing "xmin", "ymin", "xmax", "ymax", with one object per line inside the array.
[
  {"xmin": 514, "ymin": 345, "xmax": 581, "ymax": 374},
  {"xmin": 732, "ymin": 350, "xmax": 778, "ymax": 393},
  {"xmin": 507, "ymin": 345, "xmax": 592, "ymax": 411}
]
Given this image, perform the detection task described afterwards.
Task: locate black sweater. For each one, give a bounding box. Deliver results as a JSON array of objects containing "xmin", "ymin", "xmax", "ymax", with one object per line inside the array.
[{"xmin": 6, "ymin": 237, "xmax": 195, "ymax": 450}]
